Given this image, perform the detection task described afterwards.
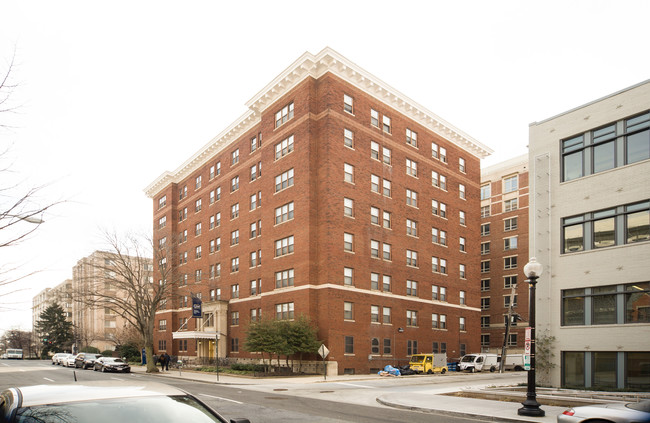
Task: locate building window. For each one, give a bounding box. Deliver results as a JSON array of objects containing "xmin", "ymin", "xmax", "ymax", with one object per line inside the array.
[
  {"xmin": 371, "ymin": 141, "xmax": 379, "ymax": 160},
  {"xmin": 231, "ymin": 148, "xmax": 239, "ymax": 166},
  {"xmin": 407, "ymin": 340, "xmax": 418, "ymax": 356},
  {"xmin": 231, "ymin": 203, "xmax": 240, "ymax": 219},
  {"xmin": 504, "ymin": 295, "xmax": 518, "ymax": 308},
  {"xmin": 382, "ymin": 307, "xmax": 391, "ymax": 324},
  {"xmin": 275, "ymin": 201, "xmax": 294, "ymax": 224},
  {"xmin": 370, "ymin": 207, "xmax": 380, "ymax": 225},
  {"xmin": 383, "ymin": 211, "xmax": 391, "ymax": 229},
  {"xmin": 276, "ymin": 302, "xmax": 294, "ymax": 320},
  {"xmin": 344, "ymin": 233, "xmax": 354, "ymax": 252},
  {"xmin": 275, "ymin": 168, "xmax": 295, "ymax": 192},
  {"xmin": 440, "ymin": 315, "xmax": 447, "ymax": 329},
  {"xmin": 459, "ymin": 184, "xmax": 466, "ymax": 199},
  {"xmin": 459, "ymin": 210, "xmax": 466, "ymax": 225},
  {"xmin": 231, "ymin": 257, "xmax": 239, "ymax": 273},
  {"xmin": 481, "ymin": 242, "xmax": 490, "ymax": 255},
  {"xmin": 504, "ymin": 275, "xmax": 517, "ymax": 289},
  {"xmin": 344, "ymin": 163, "xmax": 354, "ymax": 183},
  {"xmin": 406, "ymin": 250, "xmax": 418, "ymax": 267},
  {"xmin": 481, "ymin": 279, "xmax": 490, "ymax": 291},
  {"xmin": 406, "ymin": 158, "xmax": 417, "ymax": 177},
  {"xmin": 343, "ymin": 267, "xmax": 353, "ymax": 286},
  {"xmin": 459, "ymin": 264, "xmax": 466, "ymax": 279},
  {"xmin": 370, "ymin": 273, "xmax": 379, "ymax": 290},
  {"xmin": 158, "ymin": 319, "xmax": 167, "ymax": 330},
  {"xmin": 275, "ymin": 269, "xmax": 294, "ymax": 288},
  {"xmin": 179, "ymin": 185, "xmax": 187, "ymax": 200},
  {"xmin": 275, "ymin": 235, "xmax": 295, "ymax": 257},
  {"xmin": 344, "ymin": 94, "xmax": 353, "ymax": 114},
  {"xmin": 371, "ymin": 109, "xmax": 379, "ymax": 127},
  {"xmin": 504, "ymin": 256, "xmax": 517, "ymax": 270},
  {"xmin": 231, "ymin": 311, "xmax": 239, "ymax": 326},
  {"xmin": 344, "ymin": 198, "xmax": 354, "ymax": 217},
  {"xmin": 383, "ymin": 338, "xmax": 392, "ymax": 355},
  {"xmin": 431, "ymin": 171, "xmax": 439, "ymax": 188},
  {"xmin": 195, "ymin": 222, "xmax": 202, "ymax": 236},
  {"xmin": 230, "ymin": 338, "xmax": 239, "ymax": 353},
  {"xmin": 371, "ymin": 338, "xmax": 380, "ymax": 354},
  {"xmin": 158, "ymin": 215, "xmax": 167, "ymax": 229},
  {"xmin": 431, "ymin": 142, "xmax": 439, "ymax": 159},
  {"xmin": 406, "ymin": 280, "xmax": 418, "ymax": 296},
  {"xmin": 371, "ymin": 174, "xmax": 380, "ymax": 193},
  {"xmin": 481, "ymin": 316, "xmax": 490, "ymax": 328},
  {"xmin": 562, "ymin": 282, "xmax": 650, "ymax": 326},
  {"xmin": 562, "ymin": 112, "xmax": 650, "ymax": 182},
  {"xmin": 230, "ymin": 229, "xmax": 239, "ymax": 246},
  {"xmin": 178, "ymin": 207, "xmax": 187, "ymax": 222},
  {"xmin": 406, "ymin": 310, "xmax": 418, "ymax": 327},
  {"xmin": 481, "ymin": 260, "xmax": 491, "ymax": 273},
  {"xmin": 382, "ymin": 147, "xmax": 391, "ymax": 165},
  {"xmin": 504, "ymin": 217, "xmax": 518, "ymax": 231},
  {"xmin": 504, "ymin": 175, "xmax": 518, "ymax": 193},
  {"xmin": 231, "ymin": 284, "xmax": 239, "ymax": 299},
  {"xmin": 344, "ymin": 302, "xmax": 354, "ymax": 320},
  {"xmin": 406, "ymin": 128, "xmax": 417, "ymax": 147},
  {"xmin": 275, "ymin": 135, "xmax": 294, "ymax": 160},
  {"xmin": 382, "ymin": 275, "xmax": 391, "ymax": 292},
  {"xmin": 480, "ymin": 184, "xmax": 491, "ymax": 200},
  {"xmin": 382, "ymin": 115, "xmax": 391, "ymax": 133},
  {"xmin": 439, "ymin": 146, "xmax": 447, "ymax": 163},
  {"xmin": 249, "ymin": 251, "xmax": 258, "ymax": 268},
  {"xmin": 481, "ymin": 297, "xmax": 490, "ymax": 310},
  {"xmin": 406, "ymin": 189, "xmax": 417, "ymax": 207},
  {"xmin": 439, "ymin": 175, "xmax": 447, "ymax": 190},
  {"xmin": 382, "ymin": 243, "xmax": 391, "ymax": 261},
  {"xmin": 275, "ymin": 102, "xmax": 294, "ymax": 128},
  {"xmin": 504, "ymin": 198, "xmax": 518, "ymax": 212},
  {"xmin": 370, "ymin": 240, "xmax": 380, "ymax": 258},
  {"xmin": 563, "ymin": 201, "xmax": 649, "ymax": 253},
  {"xmin": 459, "ymin": 157, "xmax": 466, "ymax": 173},
  {"xmin": 195, "ymin": 245, "xmax": 202, "ymax": 259},
  {"xmin": 481, "ymin": 223, "xmax": 491, "ymax": 236},
  {"xmin": 370, "ymin": 306, "xmax": 380, "ymax": 323},
  {"xmin": 344, "ymin": 128, "xmax": 354, "ymax": 148},
  {"xmin": 459, "ymin": 237, "xmax": 466, "ymax": 252},
  {"xmin": 504, "ymin": 236, "xmax": 518, "ymax": 250},
  {"xmin": 344, "ymin": 336, "xmax": 354, "ymax": 354},
  {"xmin": 158, "ymin": 195, "xmax": 166, "ymax": 209},
  {"xmin": 459, "ymin": 317, "xmax": 466, "ymax": 331},
  {"xmin": 406, "ymin": 219, "xmax": 417, "ymax": 237}
]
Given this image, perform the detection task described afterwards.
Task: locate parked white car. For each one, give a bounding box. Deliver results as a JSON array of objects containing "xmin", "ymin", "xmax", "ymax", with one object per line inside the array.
[{"xmin": 65, "ymin": 354, "xmax": 79, "ymax": 367}]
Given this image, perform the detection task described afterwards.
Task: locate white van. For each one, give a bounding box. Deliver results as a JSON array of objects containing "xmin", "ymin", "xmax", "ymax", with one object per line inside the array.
[
  {"xmin": 501, "ymin": 353, "xmax": 525, "ymax": 371},
  {"xmin": 459, "ymin": 353, "xmax": 499, "ymax": 372}
]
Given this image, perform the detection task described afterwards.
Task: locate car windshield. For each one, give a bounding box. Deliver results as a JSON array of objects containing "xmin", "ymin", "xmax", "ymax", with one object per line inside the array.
[
  {"xmin": 461, "ymin": 355, "xmax": 476, "ymax": 362},
  {"xmin": 103, "ymin": 358, "xmax": 125, "ymax": 363},
  {"xmin": 15, "ymin": 395, "xmax": 225, "ymax": 423},
  {"xmin": 626, "ymin": 400, "xmax": 650, "ymax": 412},
  {"xmin": 409, "ymin": 356, "xmax": 424, "ymax": 363}
]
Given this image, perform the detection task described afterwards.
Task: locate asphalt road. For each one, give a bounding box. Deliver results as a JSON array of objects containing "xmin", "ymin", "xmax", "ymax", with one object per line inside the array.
[{"xmin": 1, "ymin": 359, "xmax": 492, "ymax": 422}]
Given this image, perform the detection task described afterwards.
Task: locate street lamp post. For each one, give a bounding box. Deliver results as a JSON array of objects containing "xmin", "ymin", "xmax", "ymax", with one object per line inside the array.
[{"xmin": 518, "ymin": 257, "xmax": 545, "ymax": 417}]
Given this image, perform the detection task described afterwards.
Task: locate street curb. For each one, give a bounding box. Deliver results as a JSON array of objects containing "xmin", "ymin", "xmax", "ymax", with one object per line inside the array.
[{"xmin": 375, "ymin": 396, "xmax": 536, "ymax": 423}]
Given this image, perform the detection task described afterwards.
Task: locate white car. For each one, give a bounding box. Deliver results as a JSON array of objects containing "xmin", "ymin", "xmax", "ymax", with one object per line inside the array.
[
  {"xmin": 65, "ymin": 354, "xmax": 79, "ymax": 367},
  {"xmin": 51, "ymin": 353, "xmax": 69, "ymax": 365}
]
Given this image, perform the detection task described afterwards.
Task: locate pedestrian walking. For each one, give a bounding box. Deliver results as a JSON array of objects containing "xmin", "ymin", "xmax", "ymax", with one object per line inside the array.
[
  {"xmin": 163, "ymin": 353, "xmax": 170, "ymax": 371},
  {"xmin": 158, "ymin": 354, "xmax": 166, "ymax": 371}
]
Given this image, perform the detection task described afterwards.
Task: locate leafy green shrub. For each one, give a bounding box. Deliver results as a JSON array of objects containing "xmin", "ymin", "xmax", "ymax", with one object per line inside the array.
[
  {"xmin": 81, "ymin": 346, "xmax": 100, "ymax": 353},
  {"xmin": 101, "ymin": 350, "xmax": 114, "ymax": 357},
  {"xmin": 116, "ymin": 343, "xmax": 141, "ymax": 362},
  {"xmin": 230, "ymin": 363, "xmax": 265, "ymax": 372}
]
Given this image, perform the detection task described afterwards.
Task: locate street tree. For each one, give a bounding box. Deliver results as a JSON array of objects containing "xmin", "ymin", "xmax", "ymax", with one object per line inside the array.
[
  {"xmin": 35, "ymin": 303, "xmax": 73, "ymax": 356},
  {"xmin": 74, "ymin": 230, "xmax": 172, "ymax": 373}
]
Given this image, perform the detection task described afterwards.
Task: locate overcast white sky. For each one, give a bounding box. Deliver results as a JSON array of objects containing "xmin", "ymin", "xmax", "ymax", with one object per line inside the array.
[{"xmin": 1, "ymin": 0, "xmax": 649, "ymax": 334}]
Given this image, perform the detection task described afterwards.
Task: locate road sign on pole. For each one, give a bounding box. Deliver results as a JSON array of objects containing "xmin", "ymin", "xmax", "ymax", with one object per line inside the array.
[{"xmin": 318, "ymin": 344, "xmax": 329, "ymax": 358}]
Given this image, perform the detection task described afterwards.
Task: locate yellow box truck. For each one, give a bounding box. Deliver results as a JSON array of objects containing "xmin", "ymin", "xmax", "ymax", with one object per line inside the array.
[{"xmin": 408, "ymin": 353, "xmax": 448, "ymax": 374}]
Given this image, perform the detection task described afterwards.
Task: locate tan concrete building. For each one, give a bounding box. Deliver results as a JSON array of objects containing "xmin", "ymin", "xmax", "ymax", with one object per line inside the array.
[
  {"xmin": 529, "ymin": 80, "xmax": 650, "ymax": 390},
  {"xmin": 32, "ymin": 279, "xmax": 73, "ymax": 344},
  {"xmin": 479, "ymin": 155, "xmax": 529, "ymax": 353},
  {"xmin": 72, "ymin": 251, "xmax": 151, "ymax": 353}
]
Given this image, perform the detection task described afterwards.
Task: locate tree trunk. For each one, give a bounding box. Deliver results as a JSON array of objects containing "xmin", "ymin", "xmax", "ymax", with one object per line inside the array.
[{"xmin": 143, "ymin": 337, "xmax": 159, "ymax": 373}]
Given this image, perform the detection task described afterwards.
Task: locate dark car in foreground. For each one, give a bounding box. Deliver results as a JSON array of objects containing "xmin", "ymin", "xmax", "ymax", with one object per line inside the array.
[
  {"xmin": 0, "ymin": 381, "xmax": 250, "ymax": 423},
  {"xmin": 74, "ymin": 353, "xmax": 102, "ymax": 369},
  {"xmin": 93, "ymin": 357, "xmax": 130, "ymax": 373},
  {"xmin": 557, "ymin": 399, "xmax": 650, "ymax": 422}
]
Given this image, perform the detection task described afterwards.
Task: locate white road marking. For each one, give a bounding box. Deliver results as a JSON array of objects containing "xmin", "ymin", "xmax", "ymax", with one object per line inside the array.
[
  {"xmin": 43, "ymin": 377, "xmax": 54, "ymax": 382},
  {"xmin": 336, "ymin": 382, "xmax": 372, "ymax": 388},
  {"xmin": 199, "ymin": 393, "xmax": 243, "ymax": 404},
  {"xmin": 110, "ymin": 377, "xmax": 125, "ymax": 381}
]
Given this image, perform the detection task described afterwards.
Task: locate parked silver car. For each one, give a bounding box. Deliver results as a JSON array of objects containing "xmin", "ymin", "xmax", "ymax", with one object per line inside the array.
[
  {"xmin": 557, "ymin": 399, "xmax": 650, "ymax": 422},
  {"xmin": 64, "ymin": 354, "xmax": 78, "ymax": 367},
  {"xmin": 0, "ymin": 381, "xmax": 250, "ymax": 423}
]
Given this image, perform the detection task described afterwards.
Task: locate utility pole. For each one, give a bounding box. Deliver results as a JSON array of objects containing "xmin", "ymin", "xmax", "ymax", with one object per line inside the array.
[{"xmin": 500, "ymin": 284, "xmax": 517, "ymax": 373}]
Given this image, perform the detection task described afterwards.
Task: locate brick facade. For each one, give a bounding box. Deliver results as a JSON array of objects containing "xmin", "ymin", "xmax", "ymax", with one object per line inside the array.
[{"xmin": 146, "ymin": 48, "xmax": 492, "ymax": 374}]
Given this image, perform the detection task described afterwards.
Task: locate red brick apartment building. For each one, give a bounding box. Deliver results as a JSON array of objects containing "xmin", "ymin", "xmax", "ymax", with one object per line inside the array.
[
  {"xmin": 145, "ymin": 48, "xmax": 493, "ymax": 374},
  {"xmin": 479, "ymin": 155, "xmax": 529, "ymax": 353}
]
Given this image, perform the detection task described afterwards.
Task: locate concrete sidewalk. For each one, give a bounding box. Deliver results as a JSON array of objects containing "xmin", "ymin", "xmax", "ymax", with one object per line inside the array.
[{"xmin": 131, "ymin": 365, "xmax": 567, "ymax": 422}]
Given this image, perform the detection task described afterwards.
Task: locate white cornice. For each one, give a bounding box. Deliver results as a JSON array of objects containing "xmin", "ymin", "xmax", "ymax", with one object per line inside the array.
[{"xmin": 145, "ymin": 47, "xmax": 493, "ymax": 198}]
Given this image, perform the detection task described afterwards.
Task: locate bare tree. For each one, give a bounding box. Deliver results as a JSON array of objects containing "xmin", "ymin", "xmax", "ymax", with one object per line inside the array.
[
  {"xmin": 0, "ymin": 49, "xmax": 62, "ymax": 297},
  {"xmin": 74, "ymin": 231, "xmax": 173, "ymax": 372}
]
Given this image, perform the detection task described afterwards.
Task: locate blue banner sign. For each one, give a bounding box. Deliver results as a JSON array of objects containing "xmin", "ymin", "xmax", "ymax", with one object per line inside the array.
[{"xmin": 192, "ymin": 297, "xmax": 202, "ymax": 318}]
